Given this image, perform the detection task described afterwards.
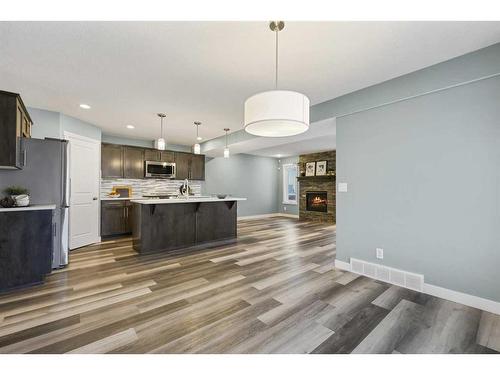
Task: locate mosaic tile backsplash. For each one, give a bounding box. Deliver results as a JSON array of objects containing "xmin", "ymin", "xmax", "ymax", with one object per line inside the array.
[{"xmin": 100, "ymin": 178, "xmax": 203, "ymax": 198}]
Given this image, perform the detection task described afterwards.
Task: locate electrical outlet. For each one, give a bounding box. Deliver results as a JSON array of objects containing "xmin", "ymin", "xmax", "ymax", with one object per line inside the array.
[
  {"xmin": 376, "ymin": 248, "xmax": 384, "ymax": 259},
  {"xmin": 283, "ymin": 206, "xmax": 287, "ymax": 211}
]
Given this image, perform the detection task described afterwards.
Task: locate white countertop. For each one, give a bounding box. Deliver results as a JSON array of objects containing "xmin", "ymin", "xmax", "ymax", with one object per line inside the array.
[
  {"xmin": 130, "ymin": 197, "xmax": 247, "ymax": 205},
  {"xmin": 101, "ymin": 197, "xmax": 139, "ymax": 201},
  {"xmin": 0, "ymin": 204, "xmax": 56, "ymax": 212}
]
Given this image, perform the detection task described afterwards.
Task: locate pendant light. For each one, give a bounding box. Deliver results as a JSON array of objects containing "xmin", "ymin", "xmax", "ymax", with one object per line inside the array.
[
  {"xmin": 156, "ymin": 113, "xmax": 166, "ymax": 150},
  {"xmin": 193, "ymin": 121, "xmax": 202, "ymax": 155},
  {"xmin": 244, "ymin": 21, "xmax": 310, "ymax": 137},
  {"xmin": 223, "ymin": 128, "xmax": 230, "ymax": 158}
]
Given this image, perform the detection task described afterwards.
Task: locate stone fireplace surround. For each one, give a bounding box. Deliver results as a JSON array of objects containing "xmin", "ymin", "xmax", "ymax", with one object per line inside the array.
[{"xmin": 298, "ymin": 151, "xmax": 336, "ymax": 223}]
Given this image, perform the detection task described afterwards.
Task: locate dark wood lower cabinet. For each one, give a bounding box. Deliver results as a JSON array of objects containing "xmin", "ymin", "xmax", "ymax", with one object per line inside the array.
[
  {"xmin": 101, "ymin": 201, "xmax": 133, "ymax": 238},
  {"xmin": 0, "ymin": 209, "xmax": 53, "ymax": 292},
  {"xmin": 132, "ymin": 201, "xmax": 237, "ymax": 254}
]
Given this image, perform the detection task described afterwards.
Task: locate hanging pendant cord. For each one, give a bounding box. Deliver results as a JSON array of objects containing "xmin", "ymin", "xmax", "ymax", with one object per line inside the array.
[
  {"xmin": 275, "ymin": 28, "xmax": 279, "ymax": 89},
  {"xmin": 161, "ymin": 117, "xmax": 163, "ymax": 138}
]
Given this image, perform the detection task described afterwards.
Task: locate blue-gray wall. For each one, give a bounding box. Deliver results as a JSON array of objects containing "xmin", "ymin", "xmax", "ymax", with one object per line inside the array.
[
  {"xmin": 60, "ymin": 113, "xmax": 101, "ymax": 141},
  {"xmin": 29, "ymin": 107, "xmax": 61, "ymax": 139},
  {"xmin": 278, "ymin": 156, "xmax": 299, "ymax": 215},
  {"xmin": 28, "ymin": 107, "xmax": 101, "ymax": 141},
  {"xmin": 334, "ymin": 43, "xmax": 500, "ymax": 303},
  {"xmin": 101, "ymin": 134, "xmax": 154, "ymax": 148},
  {"xmin": 204, "ymin": 154, "xmax": 279, "ymax": 217},
  {"xmin": 27, "ymin": 107, "xmax": 192, "ymax": 152},
  {"xmin": 102, "ymin": 134, "xmax": 191, "ymax": 152}
]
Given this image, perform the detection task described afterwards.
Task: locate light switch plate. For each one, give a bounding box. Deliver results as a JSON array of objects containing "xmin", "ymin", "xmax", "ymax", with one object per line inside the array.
[
  {"xmin": 338, "ymin": 183, "xmax": 348, "ymax": 192},
  {"xmin": 376, "ymin": 248, "xmax": 384, "ymax": 259}
]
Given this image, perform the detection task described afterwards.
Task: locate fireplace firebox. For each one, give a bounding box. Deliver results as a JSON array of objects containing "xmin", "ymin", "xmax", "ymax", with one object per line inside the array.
[{"xmin": 306, "ymin": 191, "xmax": 328, "ymax": 213}]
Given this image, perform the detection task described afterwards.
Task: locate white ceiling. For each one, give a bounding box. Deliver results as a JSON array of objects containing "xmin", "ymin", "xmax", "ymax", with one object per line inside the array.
[
  {"xmin": 1, "ymin": 21, "xmax": 499, "ymax": 148},
  {"xmin": 206, "ymin": 118, "xmax": 337, "ymax": 158}
]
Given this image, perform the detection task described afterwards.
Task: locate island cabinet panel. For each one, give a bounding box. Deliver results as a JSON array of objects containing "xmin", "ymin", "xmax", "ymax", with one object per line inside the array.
[
  {"xmin": 101, "ymin": 143, "xmax": 123, "ymax": 178},
  {"xmin": 0, "ymin": 210, "xmax": 53, "ymax": 292},
  {"xmin": 123, "ymin": 146, "xmax": 144, "ymax": 179},
  {"xmin": 196, "ymin": 202, "xmax": 237, "ymax": 243},
  {"xmin": 133, "ymin": 203, "xmax": 197, "ymax": 253},
  {"xmin": 132, "ymin": 201, "xmax": 238, "ymax": 254}
]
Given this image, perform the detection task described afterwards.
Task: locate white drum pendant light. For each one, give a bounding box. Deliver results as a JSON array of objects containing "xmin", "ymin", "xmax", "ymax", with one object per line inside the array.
[
  {"xmin": 156, "ymin": 113, "xmax": 166, "ymax": 150},
  {"xmin": 244, "ymin": 21, "xmax": 309, "ymax": 137}
]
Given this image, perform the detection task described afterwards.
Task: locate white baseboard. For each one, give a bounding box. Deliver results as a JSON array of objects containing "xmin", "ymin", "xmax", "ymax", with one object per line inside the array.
[
  {"xmin": 334, "ymin": 258, "xmax": 500, "ymax": 315},
  {"xmin": 238, "ymin": 213, "xmax": 299, "ymax": 221},
  {"xmin": 423, "ymin": 283, "xmax": 500, "ymax": 315},
  {"xmin": 334, "ymin": 259, "xmax": 351, "ymax": 271},
  {"xmin": 279, "ymin": 213, "xmax": 299, "ymax": 219},
  {"xmin": 238, "ymin": 213, "xmax": 280, "ymax": 220}
]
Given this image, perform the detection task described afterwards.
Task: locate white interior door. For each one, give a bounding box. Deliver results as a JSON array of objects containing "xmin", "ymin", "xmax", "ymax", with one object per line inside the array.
[{"xmin": 65, "ymin": 132, "xmax": 100, "ymax": 249}]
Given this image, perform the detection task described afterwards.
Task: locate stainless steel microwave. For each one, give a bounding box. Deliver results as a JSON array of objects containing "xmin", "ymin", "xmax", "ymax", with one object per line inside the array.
[{"xmin": 144, "ymin": 161, "xmax": 176, "ymax": 179}]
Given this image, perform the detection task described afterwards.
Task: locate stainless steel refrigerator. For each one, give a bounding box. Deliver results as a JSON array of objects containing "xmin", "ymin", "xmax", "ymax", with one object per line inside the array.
[{"xmin": 0, "ymin": 137, "xmax": 70, "ymax": 269}]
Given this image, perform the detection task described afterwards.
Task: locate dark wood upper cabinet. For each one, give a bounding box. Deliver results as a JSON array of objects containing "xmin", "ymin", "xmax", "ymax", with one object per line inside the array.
[
  {"xmin": 144, "ymin": 149, "xmax": 160, "ymax": 161},
  {"xmin": 123, "ymin": 146, "xmax": 144, "ymax": 179},
  {"xmin": 101, "ymin": 143, "xmax": 205, "ymax": 180},
  {"xmin": 160, "ymin": 151, "xmax": 175, "ymax": 163},
  {"xmin": 176, "ymin": 153, "xmax": 205, "ymax": 180},
  {"xmin": 101, "ymin": 143, "xmax": 123, "ymax": 178},
  {"xmin": 190, "ymin": 154, "xmax": 205, "ymax": 180},
  {"xmin": 175, "ymin": 152, "xmax": 191, "ymax": 180},
  {"xmin": 0, "ymin": 90, "xmax": 32, "ymax": 169}
]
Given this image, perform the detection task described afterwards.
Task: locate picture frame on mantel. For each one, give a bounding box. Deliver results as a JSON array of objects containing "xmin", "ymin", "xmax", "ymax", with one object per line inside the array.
[
  {"xmin": 305, "ymin": 162, "xmax": 316, "ymax": 176},
  {"xmin": 316, "ymin": 161, "xmax": 327, "ymax": 176}
]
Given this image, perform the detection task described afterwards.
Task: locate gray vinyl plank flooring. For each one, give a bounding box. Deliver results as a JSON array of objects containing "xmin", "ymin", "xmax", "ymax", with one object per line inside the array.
[
  {"xmin": 396, "ymin": 298, "xmax": 483, "ymax": 354},
  {"xmin": 0, "ymin": 217, "xmax": 499, "ymax": 354},
  {"xmin": 477, "ymin": 311, "xmax": 500, "ymax": 352},
  {"xmin": 351, "ymin": 299, "xmax": 426, "ymax": 354}
]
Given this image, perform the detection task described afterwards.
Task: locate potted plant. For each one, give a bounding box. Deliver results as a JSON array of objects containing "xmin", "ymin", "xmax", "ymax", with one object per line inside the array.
[{"xmin": 3, "ymin": 186, "xmax": 30, "ymax": 207}]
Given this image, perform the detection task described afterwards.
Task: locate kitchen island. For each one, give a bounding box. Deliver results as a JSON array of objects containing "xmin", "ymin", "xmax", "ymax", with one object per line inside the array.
[{"xmin": 130, "ymin": 197, "xmax": 246, "ymax": 254}]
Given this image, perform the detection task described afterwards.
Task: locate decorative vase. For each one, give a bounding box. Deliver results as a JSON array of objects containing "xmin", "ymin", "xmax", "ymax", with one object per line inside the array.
[{"xmin": 13, "ymin": 194, "xmax": 30, "ymax": 207}]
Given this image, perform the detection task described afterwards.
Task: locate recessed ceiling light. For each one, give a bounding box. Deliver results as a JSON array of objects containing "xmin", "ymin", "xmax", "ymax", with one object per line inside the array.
[
  {"xmin": 79, "ymin": 104, "xmax": 91, "ymax": 109},
  {"xmin": 126, "ymin": 125, "xmax": 135, "ymax": 129}
]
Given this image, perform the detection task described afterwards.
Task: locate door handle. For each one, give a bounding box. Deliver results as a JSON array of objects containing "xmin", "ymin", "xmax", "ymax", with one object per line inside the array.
[{"xmin": 93, "ymin": 197, "xmax": 98, "ymax": 201}]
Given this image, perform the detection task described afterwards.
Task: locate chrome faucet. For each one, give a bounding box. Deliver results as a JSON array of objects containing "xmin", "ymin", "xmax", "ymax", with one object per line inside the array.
[{"xmin": 183, "ymin": 178, "xmax": 189, "ymax": 199}]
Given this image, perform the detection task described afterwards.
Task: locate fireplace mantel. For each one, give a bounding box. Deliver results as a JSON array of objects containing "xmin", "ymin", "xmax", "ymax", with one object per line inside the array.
[{"xmin": 297, "ymin": 175, "xmax": 335, "ymax": 182}]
